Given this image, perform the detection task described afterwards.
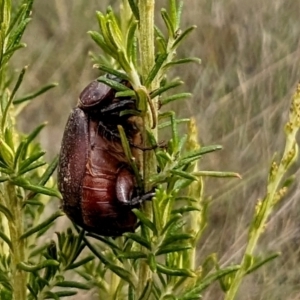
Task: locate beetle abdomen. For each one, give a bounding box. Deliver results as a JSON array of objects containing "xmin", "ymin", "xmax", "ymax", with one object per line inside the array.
[{"xmin": 80, "ymin": 163, "xmax": 138, "ymax": 235}]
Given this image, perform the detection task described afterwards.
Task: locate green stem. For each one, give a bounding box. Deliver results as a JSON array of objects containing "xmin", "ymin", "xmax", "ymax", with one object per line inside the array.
[
  {"xmin": 137, "ymin": 0, "xmax": 158, "ymax": 297},
  {"xmin": 225, "ymin": 90, "xmax": 300, "ymax": 299},
  {"xmin": 6, "ymin": 182, "xmax": 27, "ymax": 300}
]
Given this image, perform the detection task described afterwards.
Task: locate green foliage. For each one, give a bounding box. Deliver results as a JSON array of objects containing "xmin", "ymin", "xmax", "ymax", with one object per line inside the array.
[
  {"xmin": 0, "ymin": 1, "xmax": 79, "ymax": 299},
  {"xmin": 82, "ymin": 1, "xmax": 241, "ymax": 299},
  {"xmin": 0, "ymin": 0, "xmax": 299, "ymax": 299}
]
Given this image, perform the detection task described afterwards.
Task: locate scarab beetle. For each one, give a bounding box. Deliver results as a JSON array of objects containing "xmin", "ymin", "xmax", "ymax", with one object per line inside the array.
[{"xmin": 58, "ymin": 76, "xmax": 152, "ymax": 236}]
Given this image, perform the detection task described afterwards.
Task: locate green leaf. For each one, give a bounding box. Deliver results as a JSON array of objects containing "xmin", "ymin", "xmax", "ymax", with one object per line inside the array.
[
  {"xmin": 126, "ymin": 20, "xmax": 138, "ymax": 61},
  {"xmin": 26, "ymin": 155, "xmax": 59, "ymax": 201},
  {"xmin": 172, "ymin": 25, "xmax": 197, "ymax": 50},
  {"xmin": 0, "ymin": 230, "xmax": 12, "ymax": 250},
  {"xmin": 170, "ymin": 169, "xmax": 198, "ymax": 181},
  {"xmin": 12, "ymin": 177, "xmax": 61, "ymax": 198},
  {"xmin": 151, "ymin": 80, "xmax": 183, "ymax": 98},
  {"xmin": 193, "ymin": 171, "xmax": 241, "ymax": 179},
  {"xmin": 164, "ymin": 57, "xmax": 201, "ymax": 69},
  {"xmin": 132, "ymin": 208, "xmax": 157, "ymax": 234},
  {"xmin": 116, "ymin": 90, "xmax": 135, "ymax": 98},
  {"xmin": 88, "ymin": 31, "xmax": 116, "ymax": 57},
  {"xmin": 18, "ymin": 161, "xmax": 46, "ymax": 175},
  {"xmin": 161, "ymin": 213, "xmax": 182, "ymax": 235},
  {"xmin": 156, "ymin": 243, "xmax": 192, "ymax": 255},
  {"xmin": 2, "ymin": 43, "xmax": 26, "ymax": 58},
  {"xmin": 29, "ymin": 243, "xmax": 51, "ymax": 258},
  {"xmin": 148, "ymin": 253, "xmax": 157, "ymax": 272},
  {"xmin": 44, "ymin": 291, "xmax": 77, "ymax": 298},
  {"xmin": 118, "ymin": 124, "xmax": 142, "ymax": 187},
  {"xmin": 94, "ymin": 64, "xmax": 129, "ymax": 81},
  {"xmin": 160, "ymin": 233, "xmax": 193, "ymax": 248},
  {"xmin": 144, "ymin": 53, "xmax": 168, "ymax": 87},
  {"xmin": 128, "ymin": 0, "xmax": 139, "ymax": 20},
  {"xmin": 66, "ymin": 255, "xmax": 95, "ymax": 270},
  {"xmin": 84, "ymin": 237, "xmax": 135, "ymax": 286},
  {"xmin": 138, "ymin": 279, "xmax": 152, "ymax": 300},
  {"xmin": 96, "ymin": 11, "xmax": 117, "ymax": 50},
  {"xmin": 20, "ymin": 211, "xmax": 63, "ymax": 239},
  {"xmin": 176, "ymin": 145, "xmax": 223, "ymax": 168},
  {"xmin": 13, "ymin": 83, "xmax": 57, "ymax": 104},
  {"xmin": 123, "ymin": 232, "xmax": 152, "ymax": 250},
  {"xmin": 7, "ymin": 3, "xmax": 26, "ymax": 34},
  {"xmin": 161, "ymin": 9, "xmax": 175, "ymax": 38},
  {"xmin": 179, "ymin": 266, "xmax": 240, "ymax": 299},
  {"xmin": 134, "ymin": 86, "xmax": 148, "ymax": 113},
  {"xmin": 0, "ymin": 138, "xmax": 14, "ymax": 167},
  {"xmin": 245, "ymin": 253, "xmax": 280, "ymax": 275},
  {"xmin": 97, "ymin": 76, "xmax": 131, "ymax": 92},
  {"xmin": 157, "ymin": 263, "xmax": 195, "ymax": 277},
  {"xmin": 17, "ymin": 260, "xmax": 59, "ymax": 272},
  {"xmin": 87, "ymin": 234, "xmax": 121, "ymax": 251},
  {"xmin": 171, "ymin": 205, "xmax": 200, "ymax": 214},
  {"xmin": 0, "ymin": 203, "xmax": 14, "ymax": 221},
  {"xmin": 9, "ymin": 65, "xmax": 27, "ymax": 102},
  {"xmin": 158, "ymin": 118, "xmax": 190, "ymax": 129},
  {"xmin": 0, "ymin": 175, "xmax": 9, "ymax": 182},
  {"xmin": 160, "ymin": 93, "xmax": 192, "ymax": 106},
  {"xmin": 154, "ymin": 26, "xmax": 166, "ymax": 42},
  {"xmin": 55, "ymin": 281, "xmax": 90, "ymax": 290},
  {"xmin": 118, "ymin": 251, "xmax": 147, "ymax": 260}
]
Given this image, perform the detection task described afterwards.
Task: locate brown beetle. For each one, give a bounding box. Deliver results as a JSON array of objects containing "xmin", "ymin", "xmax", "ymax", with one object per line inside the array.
[{"xmin": 58, "ymin": 76, "xmax": 152, "ymax": 236}]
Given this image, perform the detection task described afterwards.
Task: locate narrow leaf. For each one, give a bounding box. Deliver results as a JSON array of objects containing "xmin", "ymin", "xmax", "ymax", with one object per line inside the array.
[
  {"xmin": 55, "ymin": 281, "xmax": 90, "ymax": 290},
  {"xmin": 245, "ymin": 253, "xmax": 280, "ymax": 275},
  {"xmin": 118, "ymin": 251, "xmax": 147, "ymax": 260},
  {"xmin": 157, "ymin": 263, "xmax": 195, "ymax": 277},
  {"xmin": 170, "ymin": 169, "xmax": 198, "ymax": 181},
  {"xmin": 138, "ymin": 279, "xmax": 152, "ymax": 300},
  {"xmin": 172, "ymin": 26, "xmax": 197, "ymax": 50},
  {"xmin": 94, "ymin": 64, "xmax": 129, "ymax": 81},
  {"xmin": 9, "ymin": 65, "xmax": 27, "ymax": 102},
  {"xmin": 0, "ymin": 203, "xmax": 14, "ymax": 221},
  {"xmin": 97, "ymin": 76, "xmax": 131, "ymax": 92},
  {"xmin": 13, "ymin": 83, "xmax": 57, "ymax": 104},
  {"xmin": 161, "ymin": 9, "xmax": 175, "ymax": 38},
  {"xmin": 151, "ymin": 80, "xmax": 184, "ymax": 98},
  {"xmin": 156, "ymin": 244, "xmax": 192, "ymax": 255},
  {"xmin": 164, "ymin": 57, "xmax": 201, "ymax": 69},
  {"xmin": 128, "ymin": 0, "xmax": 139, "ymax": 20},
  {"xmin": 179, "ymin": 266, "xmax": 239, "ymax": 299},
  {"xmin": 160, "ymin": 93, "xmax": 192, "ymax": 106},
  {"xmin": 0, "ymin": 230, "xmax": 12, "ymax": 250},
  {"xmin": 123, "ymin": 232, "xmax": 152, "ymax": 250},
  {"xmin": 66, "ymin": 255, "xmax": 95, "ymax": 270},
  {"xmin": 132, "ymin": 208, "xmax": 157, "ymax": 234},
  {"xmin": 17, "ymin": 260, "xmax": 59, "ymax": 272},
  {"xmin": 88, "ymin": 31, "xmax": 116, "ymax": 56},
  {"xmin": 193, "ymin": 171, "xmax": 242, "ymax": 179},
  {"xmin": 12, "ymin": 177, "xmax": 61, "ymax": 198},
  {"xmin": 144, "ymin": 53, "xmax": 168, "ymax": 87},
  {"xmin": 26, "ymin": 155, "xmax": 59, "ymax": 200},
  {"xmin": 20, "ymin": 211, "xmax": 63, "ymax": 239}
]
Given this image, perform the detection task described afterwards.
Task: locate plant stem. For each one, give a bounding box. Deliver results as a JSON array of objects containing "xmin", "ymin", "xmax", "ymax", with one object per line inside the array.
[
  {"xmin": 137, "ymin": 0, "xmax": 158, "ymax": 297},
  {"xmin": 6, "ymin": 182, "xmax": 27, "ymax": 300},
  {"xmin": 225, "ymin": 85, "xmax": 300, "ymax": 300}
]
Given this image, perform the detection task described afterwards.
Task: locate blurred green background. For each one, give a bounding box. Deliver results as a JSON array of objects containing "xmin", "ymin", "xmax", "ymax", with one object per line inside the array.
[{"xmin": 12, "ymin": 0, "xmax": 300, "ymax": 299}]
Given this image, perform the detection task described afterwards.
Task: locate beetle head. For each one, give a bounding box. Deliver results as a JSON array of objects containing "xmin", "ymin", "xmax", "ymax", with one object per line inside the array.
[{"xmin": 78, "ymin": 81, "xmax": 114, "ymax": 110}]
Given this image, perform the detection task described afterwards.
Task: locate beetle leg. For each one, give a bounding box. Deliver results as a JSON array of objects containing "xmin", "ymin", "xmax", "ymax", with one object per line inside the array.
[
  {"xmin": 100, "ymin": 99, "xmax": 136, "ymax": 114},
  {"xmin": 115, "ymin": 167, "xmax": 155, "ymax": 206},
  {"xmin": 129, "ymin": 191, "xmax": 155, "ymax": 205},
  {"xmin": 115, "ymin": 167, "xmax": 136, "ymax": 204}
]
